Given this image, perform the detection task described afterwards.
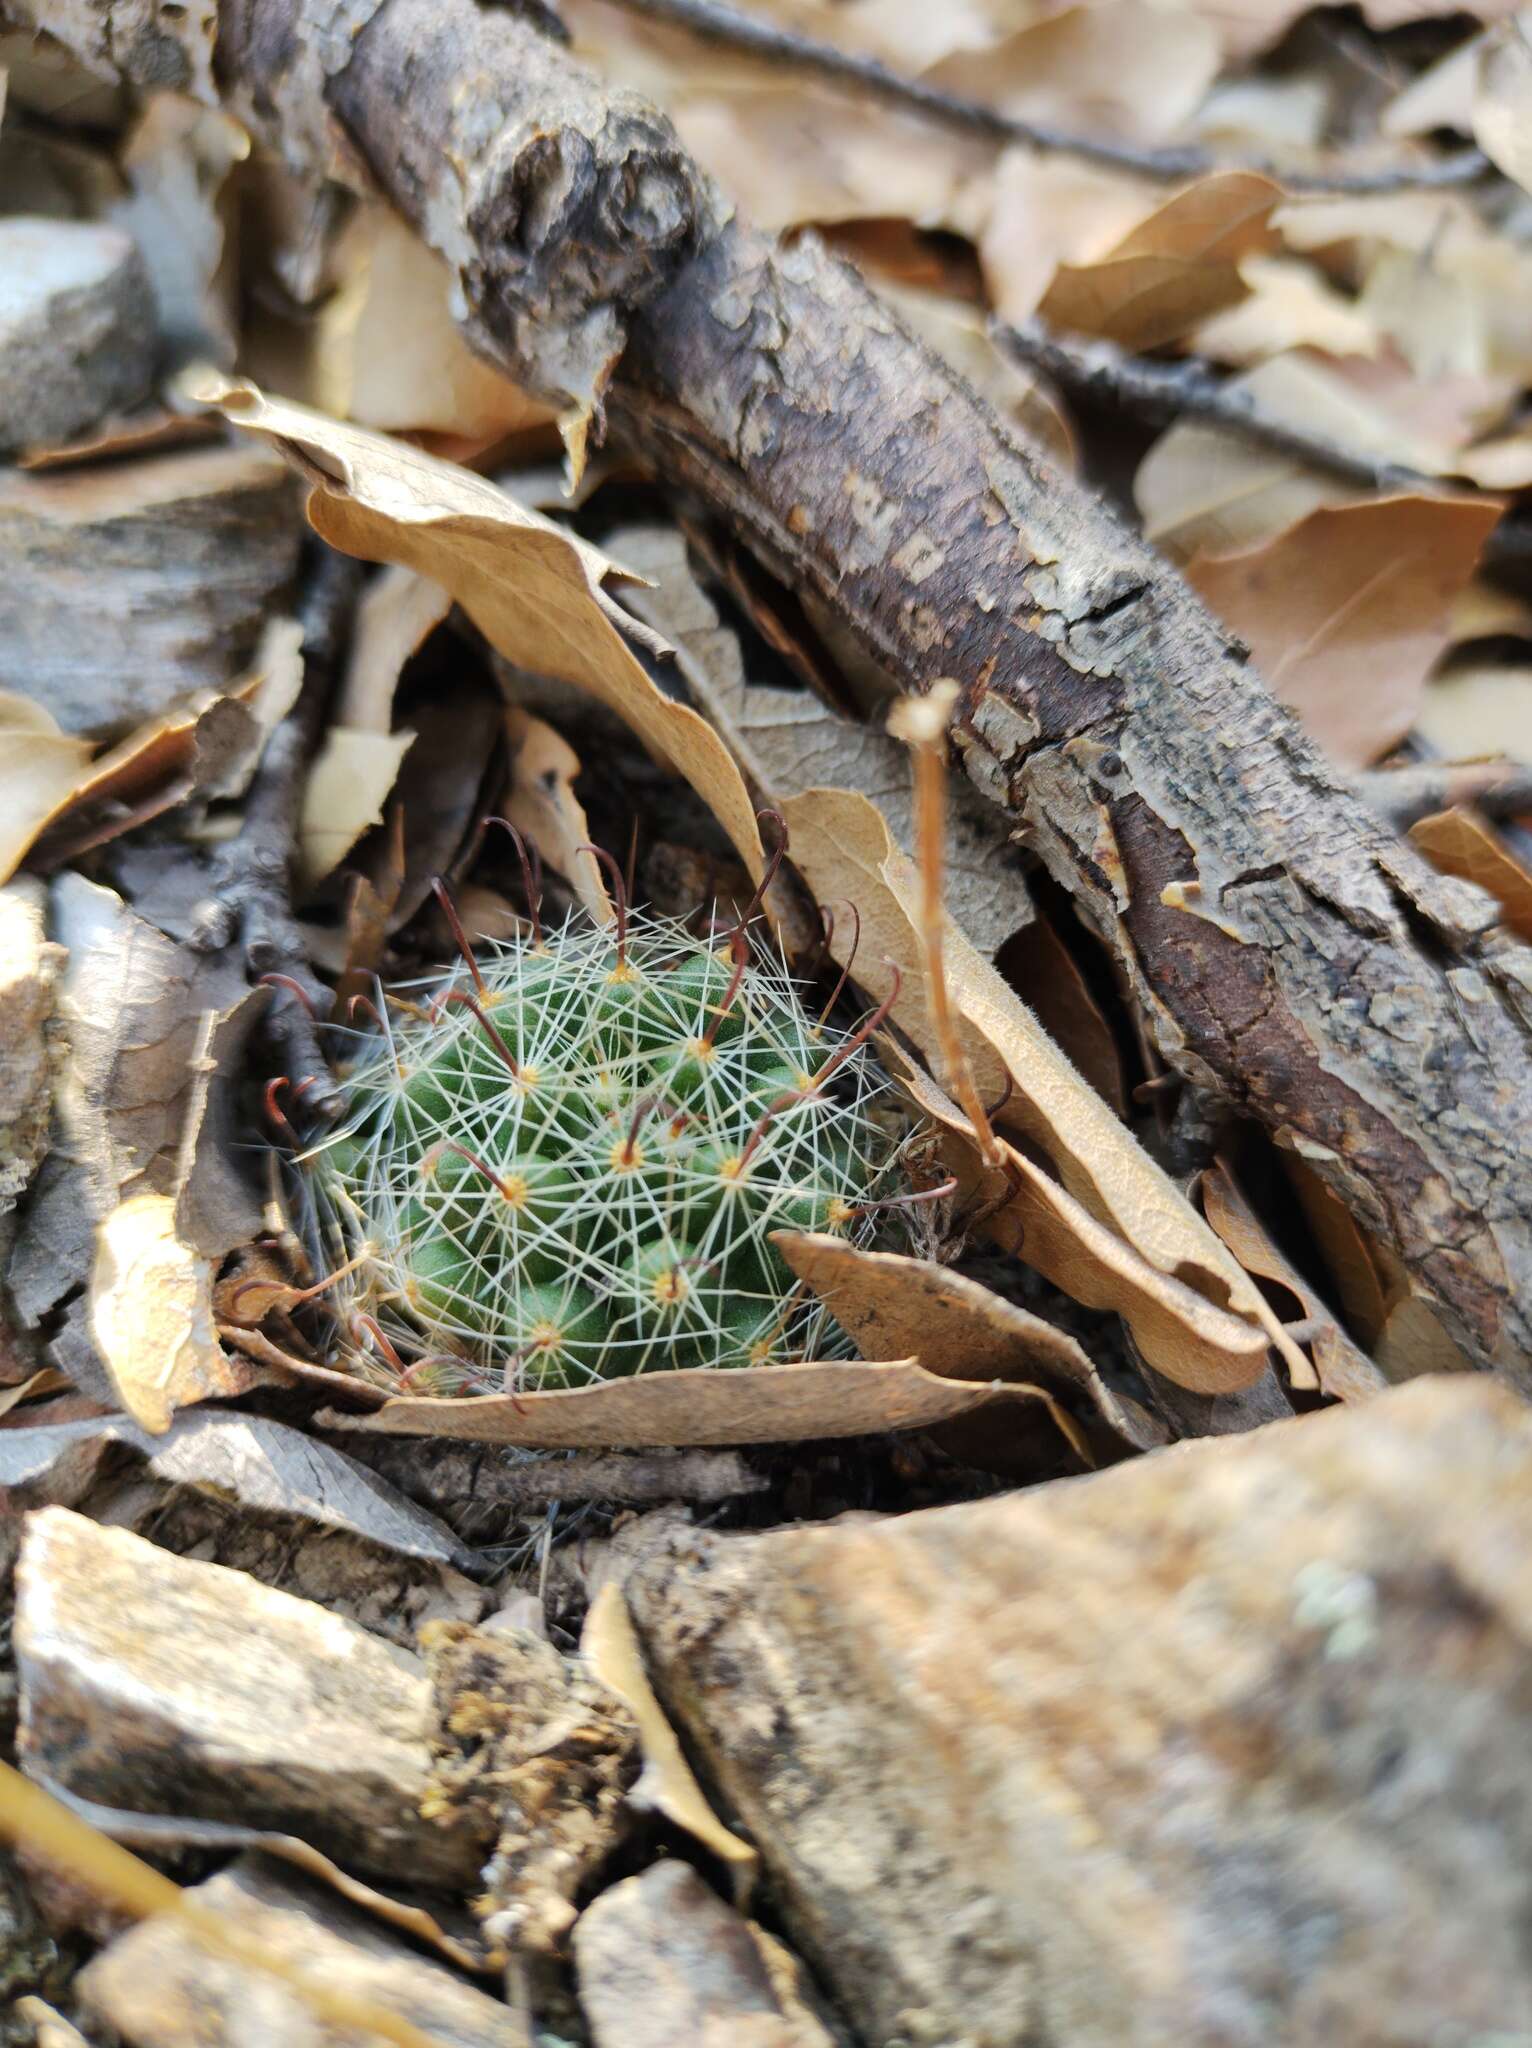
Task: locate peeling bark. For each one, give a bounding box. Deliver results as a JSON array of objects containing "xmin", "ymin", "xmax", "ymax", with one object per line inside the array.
[{"xmin": 35, "ymin": 0, "xmax": 1532, "ymax": 1374}]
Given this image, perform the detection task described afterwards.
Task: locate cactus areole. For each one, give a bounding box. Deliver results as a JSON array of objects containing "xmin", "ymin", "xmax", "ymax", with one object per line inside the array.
[{"xmin": 302, "ymin": 912, "xmax": 901, "ymax": 1395}]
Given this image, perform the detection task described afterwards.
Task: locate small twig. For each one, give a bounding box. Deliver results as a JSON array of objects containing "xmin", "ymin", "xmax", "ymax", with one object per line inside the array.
[
  {"xmin": 1352, "ymin": 759, "xmax": 1532, "ymax": 831},
  {"xmin": 189, "ymin": 547, "xmax": 363, "ymax": 1115},
  {"xmin": 995, "ymin": 317, "xmax": 1431, "ymax": 496},
  {"xmin": 606, "ymin": 0, "xmax": 1490, "ymax": 193},
  {"xmin": 332, "ymin": 1436, "xmax": 770, "ymax": 1509}
]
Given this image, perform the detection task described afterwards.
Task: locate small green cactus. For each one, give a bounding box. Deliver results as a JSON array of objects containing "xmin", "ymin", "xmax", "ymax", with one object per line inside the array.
[{"xmin": 302, "ymin": 911, "xmax": 899, "ymax": 1394}]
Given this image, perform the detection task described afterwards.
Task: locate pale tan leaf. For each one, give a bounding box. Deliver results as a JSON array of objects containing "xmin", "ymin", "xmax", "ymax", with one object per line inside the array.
[
  {"xmin": 316, "ymin": 207, "xmax": 554, "ymax": 442},
  {"xmin": 89, "ymin": 1193, "xmax": 266, "ymax": 1434},
  {"xmin": 1187, "ymin": 494, "xmax": 1501, "ymax": 768},
  {"xmin": 774, "ymin": 1230, "xmax": 1164, "ymax": 1451},
  {"xmin": 582, "ymin": 1582, "xmax": 758, "ymax": 1897},
  {"xmin": 1200, "ymin": 1160, "xmax": 1386, "ymax": 1402},
  {"xmin": 1135, "ymin": 353, "xmax": 1449, "ymax": 558},
  {"xmin": 186, "ymin": 373, "xmax": 765, "ymax": 880},
  {"xmin": 1192, "ymin": 255, "xmax": 1379, "ymax": 366},
  {"xmin": 314, "ymin": 1357, "xmax": 1026, "ymax": 1446},
  {"xmin": 778, "ymin": 784, "xmax": 1270, "ymax": 1339},
  {"xmin": 1409, "ymin": 807, "xmax": 1532, "ymax": 940},
  {"xmin": 1039, "ymin": 173, "xmax": 1281, "ymax": 352},
  {"xmin": 0, "ymin": 692, "xmax": 94, "ymax": 884},
  {"xmin": 889, "ymin": 1051, "xmax": 1270, "ymax": 1393},
  {"xmin": 1415, "ymin": 659, "xmax": 1532, "ymax": 759},
  {"xmin": 1455, "ymin": 428, "xmax": 1532, "ymax": 491},
  {"xmin": 979, "ymin": 153, "xmax": 1159, "ymax": 327},
  {"xmin": 1383, "ymin": 32, "xmax": 1483, "ymax": 137},
  {"xmin": 926, "ymin": 2, "xmax": 1221, "ymax": 146},
  {"xmin": 501, "ymin": 707, "xmax": 613, "ymax": 925},
  {"xmin": 338, "ymin": 565, "xmax": 454, "ymax": 734},
  {"xmin": 298, "ymin": 726, "xmax": 416, "ymax": 891},
  {"xmin": 1472, "ymin": 13, "xmax": 1532, "ymax": 200}
]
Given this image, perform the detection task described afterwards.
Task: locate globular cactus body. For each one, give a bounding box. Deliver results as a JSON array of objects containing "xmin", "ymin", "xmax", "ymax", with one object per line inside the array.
[{"xmin": 304, "ymin": 913, "xmax": 897, "ymax": 1393}]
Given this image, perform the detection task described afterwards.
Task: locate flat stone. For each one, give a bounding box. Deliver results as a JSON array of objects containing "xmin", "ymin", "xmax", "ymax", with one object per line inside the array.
[
  {"xmin": 0, "ymin": 218, "xmax": 158, "ymax": 456},
  {"xmin": 627, "ymin": 1378, "xmax": 1532, "ymax": 2048},
  {"xmin": 575, "ymin": 1861, "xmax": 836, "ymax": 2048},
  {"xmin": 0, "ymin": 442, "xmax": 298, "ymax": 734},
  {"xmin": 77, "ymin": 1855, "xmax": 527, "ymax": 2047},
  {"xmin": 14, "ymin": 1507, "xmax": 489, "ymax": 1889}
]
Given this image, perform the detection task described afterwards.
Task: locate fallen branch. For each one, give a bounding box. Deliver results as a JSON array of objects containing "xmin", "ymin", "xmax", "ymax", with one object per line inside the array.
[
  {"xmin": 41, "ymin": 0, "xmax": 1532, "ymax": 1376},
  {"xmin": 602, "ymin": 0, "xmax": 1492, "ymax": 195},
  {"xmin": 189, "ymin": 546, "xmax": 362, "ymax": 1114}
]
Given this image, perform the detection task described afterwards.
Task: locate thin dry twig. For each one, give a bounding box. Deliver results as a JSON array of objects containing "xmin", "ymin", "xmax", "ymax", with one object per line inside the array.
[
  {"xmin": 188, "ymin": 546, "xmax": 363, "ymax": 1114},
  {"xmin": 606, "ymin": 0, "xmax": 1491, "ymax": 192},
  {"xmin": 1351, "ymin": 759, "xmax": 1532, "ymax": 831},
  {"xmin": 995, "ymin": 318, "xmax": 1430, "ymax": 495}
]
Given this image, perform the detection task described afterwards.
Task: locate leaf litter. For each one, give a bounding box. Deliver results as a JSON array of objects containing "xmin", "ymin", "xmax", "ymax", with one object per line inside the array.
[{"xmin": 4, "ymin": 0, "xmax": 1532, "ymax": 2033}]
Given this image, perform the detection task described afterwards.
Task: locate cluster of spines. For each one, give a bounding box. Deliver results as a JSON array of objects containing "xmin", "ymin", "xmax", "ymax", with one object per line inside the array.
[{"xmin": 302, "ymin": 904, "xmax": 900, "ymax": 1395}]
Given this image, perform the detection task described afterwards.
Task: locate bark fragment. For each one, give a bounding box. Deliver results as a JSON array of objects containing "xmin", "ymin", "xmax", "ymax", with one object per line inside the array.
[
  {"xmin": 627, "ymin": 1378, "xmax": 1532, "ymax": 2048},
  {"xmin": 14, "ymin": 1507, "xmax": 490, "ymax": 1888},
  {"xmin": 0, "ymin": 216, "xmax": 157, "ymax": 457}
]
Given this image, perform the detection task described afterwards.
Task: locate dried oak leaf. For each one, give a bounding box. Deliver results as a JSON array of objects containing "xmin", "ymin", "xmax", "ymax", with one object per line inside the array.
[
  {"xmin": 1186, "ymin": 493, "xmax": 1502, "ymax": 769},
  {"xmin": 185, "ymin": 372, "xmax": 765, "ymax": 879},
  {"xmin": 315, "ymin": 1357, "xmax": 1026, "ymax": 1448},
  {"xmin": 774, "ymin": 1230, "xmax": 1164, "ymax": 1454},
  {"xmin": 582, "ymin": 1581, "xmax": 757, "ymax": 1897},
  {"xmin": 502, "ymin": 706, "xmax": 613, "ymax": 924},
  {"xmin": 90, "ymin": 1192, "xmax": 265, "ymax": 1433},
  {"xmin": 1409, "ymin": 806, "xmax": 1532, "ymax": 942}
]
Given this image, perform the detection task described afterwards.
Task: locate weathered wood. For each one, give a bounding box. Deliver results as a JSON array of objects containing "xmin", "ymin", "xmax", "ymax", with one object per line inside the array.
[
  {"xmin": 35, "ymin": 0, "xmax": 1532, "ymax": 1373},
  {"xmin": 627, "ymin": 1377, "xmax": 1532, "ymax": 2048},
  {"xmin": 0, "ymin": 441, "xmax": 299, "ymax": 734},
  {"xmin": 14, "ymin": 1507, "xmax": 490, "ymax": 1888},
  {"xmin": 0, "ymin": 217, "xmax": 157, "ymax": 456}
]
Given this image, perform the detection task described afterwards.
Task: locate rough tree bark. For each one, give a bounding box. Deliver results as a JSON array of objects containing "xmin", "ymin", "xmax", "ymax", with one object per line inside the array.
[{"xmin": 31, "ymin": 0, "xmax": 1532, "ymax": 1376}]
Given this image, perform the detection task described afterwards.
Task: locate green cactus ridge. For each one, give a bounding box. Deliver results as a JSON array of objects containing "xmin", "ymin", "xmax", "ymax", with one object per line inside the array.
[{"xmin": 302, "ymin": 912, "xmax": 900, "ymax": 1394}]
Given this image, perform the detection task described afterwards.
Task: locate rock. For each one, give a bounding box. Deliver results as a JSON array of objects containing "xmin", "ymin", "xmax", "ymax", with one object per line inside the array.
[
  {"xmin": 76, "ymin": 1855, "xmax": 527, "ymax": 2047},
  {"xmin": 0, "ymin": 218, "xmax": 158, "ymax": 457},
  {"xmin": 575, "ymin": 1861, "xmax": 838, "ymax": 2048},
  {"xmin": 14, "ymin": 1508, "xmax": 489, "ymax": 1890},
  {"xmin": 0, "ymin": 443, "xmax": 298, "ymax": 735},
  {"xmin": 627, "ymin": 1378, "xmax": 1532, "ymax": 2048},
  {"xmin": 0, "ymin": 880, "xmax": 62, "ymax": 1218}
]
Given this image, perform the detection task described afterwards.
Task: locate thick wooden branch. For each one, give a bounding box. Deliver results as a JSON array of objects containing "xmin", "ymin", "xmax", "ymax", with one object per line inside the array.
[{"xmin": 36, "ymin": 0, "xmax": 1532, "ymax": 1375}]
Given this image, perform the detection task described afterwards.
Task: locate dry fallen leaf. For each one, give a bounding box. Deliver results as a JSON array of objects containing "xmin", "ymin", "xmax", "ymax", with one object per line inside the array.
[
  {"xmin": 582, "ymin": 1581, "xmax": 758, "ymax": 1897},
  {"xmin": 1038, "ymin": 172, "xmax": 1281, "ymax": 352},
  {"xmin": 298, "ymin": 726, "xmax": 417, "ymax": 891},
  {"xmin": 1471, "ymin": 12, "xmax": 1532, "ymax": 200},
  {"xmin": 90, "ymin": 1192, "xmax": 267, "ymax": 1433},
  {"xmin": 775, "ymin": 1230, "xmax": 1163, "ymax": 1452},
  {"xmin": 1409, "ymin": 807, "xmax": 1532, "ymax": 940},
  {"xmin": 0, "ymin": 693, "xmax": 94, "ymax": 884},
  {"xmin": 336, "ymin": 564, "xmax": 454, "ymax": 734},
  {"xmin": 778, "ymin": 785, "xmax": 1272, "ymax": 1350},
  {"xmin": 979, "ymin": 153, "xmax": 1160, "ymax": 328},
  {"xmin": 1187, "ymin": 494, "xmax": 1502, "ymax": 768},
  {"xmin": 315, "ymin": 1357, "xmax": 1026, "ymax": 1446},
  {"xmin": 316, "ymin": 206, "xmax": 553, "ymax": 446},
  {"xmin": 501, "ymin": 707, "xmax": 613, "ymax": 925},
  {"xmin": 927, "ymin": 1, "xmax": 1222, "ymax": 147},
  {"xmin": 1415, "ymin": 658, "xmax": 1532, "ymax": 760},
  {"xmin": 1200, "ymin": 1160, "xmax": 1386, "ymax": 1403},
  {"xmin": 187, "ymin": 373, "xmax": 765, "ymax": 881},
  {"xmin": 1135, "ymin": 353, "xmax": 1452, "ymax": 559},
  {"xmin": 890, "ymin": 1049, "xmax": 1270, "ymax": 1393}
]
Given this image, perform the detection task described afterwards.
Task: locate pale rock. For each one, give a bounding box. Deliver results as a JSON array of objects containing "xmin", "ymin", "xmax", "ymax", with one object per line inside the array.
[
  {"xmin": 628, "ymin": 1377, "xmax": 1532, "ymax": 2048},
  {"xmin": 0, "ymin": 217, "xmax": 157, "ymax": 456},
  {"xmin": 14, "ymin": 1508, "xmax": 489, "ymax": 1889}
]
